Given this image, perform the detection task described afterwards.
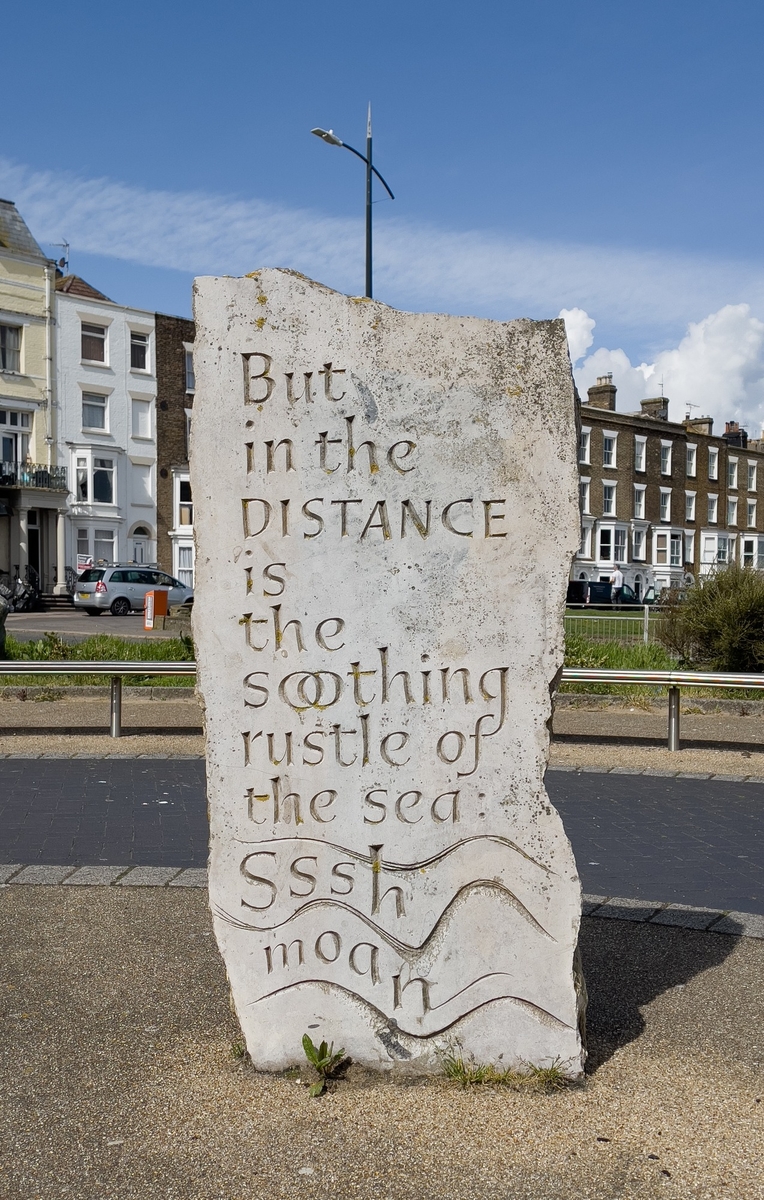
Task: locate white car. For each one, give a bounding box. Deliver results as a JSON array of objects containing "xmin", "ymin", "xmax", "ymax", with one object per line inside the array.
[{"xmin": 73, "ymin": 566, "xmax": 193, "ymax": 616}]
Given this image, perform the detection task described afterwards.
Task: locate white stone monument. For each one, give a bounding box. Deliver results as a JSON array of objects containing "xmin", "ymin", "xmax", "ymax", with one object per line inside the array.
[{"xmin": 191, "ymin": 269, "xmax": 586, "ymax": 1075}]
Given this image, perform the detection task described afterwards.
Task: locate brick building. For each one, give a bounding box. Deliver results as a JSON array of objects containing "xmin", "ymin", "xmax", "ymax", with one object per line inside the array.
[
  {"xmin": 155, "ymin": 313, "xmax": 195, "ymax": 584},
  {"xmin": 573, "ymin": 374, "xmax": 764, "ymax": 596}
]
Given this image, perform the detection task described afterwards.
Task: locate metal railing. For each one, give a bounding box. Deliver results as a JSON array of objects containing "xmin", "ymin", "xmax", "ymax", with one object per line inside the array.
[
  {"xmin": 565, "ymin": 605, "xmax": 667, "ymax": 645},
  {"xmin": 0, "ymin": 660, "xmax": 762, "ymax": 749},
  {"xmin": 0, "ymin": 461, "xmax": 67, "ymax": 490}
]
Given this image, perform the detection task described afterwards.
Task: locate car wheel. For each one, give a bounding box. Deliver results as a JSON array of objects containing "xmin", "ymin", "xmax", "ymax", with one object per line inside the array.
[
  {"xmin": 110, "ymin": 597, "xmax": 131, "ymax": 616},
  {"xmin": 86, "ymin": 608, "xmax": 103, "ymax": 616}
]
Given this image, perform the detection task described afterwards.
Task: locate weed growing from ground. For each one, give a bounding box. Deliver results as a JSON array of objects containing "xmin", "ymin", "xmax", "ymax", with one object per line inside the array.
[{"xmin": 440, "ymin": 1047, "xmax": 570, "ymax": 1093}]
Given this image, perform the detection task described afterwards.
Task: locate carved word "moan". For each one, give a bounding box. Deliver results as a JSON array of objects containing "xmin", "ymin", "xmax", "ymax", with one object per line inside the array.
[{"xmin": 263, "ymin": 930, "xmax": 380, "ymax": 984}]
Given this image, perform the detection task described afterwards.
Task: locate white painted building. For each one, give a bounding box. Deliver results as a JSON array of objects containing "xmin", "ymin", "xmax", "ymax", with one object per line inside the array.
[{"xmin": 55, "ymin": 277, "xmax": 157, "ymax": 576}]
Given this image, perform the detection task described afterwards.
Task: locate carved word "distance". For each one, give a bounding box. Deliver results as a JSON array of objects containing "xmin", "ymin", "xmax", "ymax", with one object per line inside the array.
[{"xmin": 241, "ymin": 497, "xmax": 507, "ymax": 541}]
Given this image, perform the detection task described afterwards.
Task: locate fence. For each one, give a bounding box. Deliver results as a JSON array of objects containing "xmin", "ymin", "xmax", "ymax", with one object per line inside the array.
[
  {"xmin": 565, "ymin": 605, "xmax": 667, "ymax": 645},
  {"xmin": 0, "ymin": 660, "xmax": 762, "ymax": 751}
]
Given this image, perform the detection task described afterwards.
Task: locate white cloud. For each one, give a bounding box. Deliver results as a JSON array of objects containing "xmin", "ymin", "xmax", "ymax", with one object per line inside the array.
[
  {"xmin": 559, "ymin": 308, "xmax": 596, "ymax": 363},
  {"xmin": 574, "ymin": 304, "xmax": 764, "ymax": 436},
  {"xmin": 4, "ymin": 156, "xmax": 764, "ymax": 340}
]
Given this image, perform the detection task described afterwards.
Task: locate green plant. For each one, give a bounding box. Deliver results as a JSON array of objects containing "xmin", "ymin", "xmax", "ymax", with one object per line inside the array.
[
  {"xmin": 440, "ymin": 1046, "xmax": 570, "ymax": 1092},
  {"xmin": 301, "ymin": 1033, "xmax": 345, "ymax": 1097},
  {"xmin": 230, "ymin": 1040, "xmax": 248, "ymax": 1061},
  {"xmin": 658, "ymin": 564, "xmax": 764, "ymax": 672}
]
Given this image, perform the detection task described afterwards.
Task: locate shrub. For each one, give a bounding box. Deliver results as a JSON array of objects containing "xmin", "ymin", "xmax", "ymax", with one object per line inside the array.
[{"xmin": 658, "ymin": 564, "xmax": 764, "ymax": 672}]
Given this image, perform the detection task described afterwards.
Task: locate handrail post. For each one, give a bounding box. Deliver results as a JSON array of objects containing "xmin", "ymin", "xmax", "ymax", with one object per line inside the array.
[
  {"xmin": 643, "ymin": 604, "xmax": 649, "ymax": 645},
  {"xmin": 110, "ymin": 675, "xmax": 122, "ymax": 739},
  {"xmin": 667, "ymin": 685, "xmax": 680, "ymax": 751}
]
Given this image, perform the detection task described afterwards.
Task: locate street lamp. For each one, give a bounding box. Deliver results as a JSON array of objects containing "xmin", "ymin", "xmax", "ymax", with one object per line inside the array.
[{"xmin": 311, "ymin": 104, "xmax": 394, "ymax": 299}]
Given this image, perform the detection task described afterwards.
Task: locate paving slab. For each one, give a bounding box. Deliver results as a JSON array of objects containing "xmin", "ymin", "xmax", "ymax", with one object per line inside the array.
[
  {"xmin": 9, "ymin": 864, "xmax": 76, "ymax": 885},
  {"xmin": 1, "ymin": 887, "xmax": 762, "ymax": 1200},
  {"xmin": 63, "ymin": 865, "xmax": 131, "ymax": 886},
  {"xmin": 116, "ymin": 866, "xmax": 182, "ymax": 886},
  {"xmin": 592, "ymin": 897, "xmax": 664, "ymax": 922},
  {"xmin": 711, "ymin": 910, "xmax": 764, "ymax": 938},
  {"xmin": 650, "ymin": 904, "xmax": 723, "ymax": 931}
]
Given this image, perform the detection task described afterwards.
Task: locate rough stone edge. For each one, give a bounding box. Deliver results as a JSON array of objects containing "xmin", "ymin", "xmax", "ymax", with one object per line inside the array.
[{"xmin": 1, "ymin": 870, "xmax": 760, "ymax": 938}]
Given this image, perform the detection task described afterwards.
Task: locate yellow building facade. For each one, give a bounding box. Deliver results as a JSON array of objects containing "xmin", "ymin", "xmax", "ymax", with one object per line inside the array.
[{"xmin": 0, "ymin": 199, "xmax": 68, "ymax": 594}]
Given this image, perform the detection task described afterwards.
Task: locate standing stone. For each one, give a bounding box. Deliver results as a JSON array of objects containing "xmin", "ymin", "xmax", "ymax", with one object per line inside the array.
[{"xmin": 191, "ymin": 270, "xmax": 586, "ymax": 1075}]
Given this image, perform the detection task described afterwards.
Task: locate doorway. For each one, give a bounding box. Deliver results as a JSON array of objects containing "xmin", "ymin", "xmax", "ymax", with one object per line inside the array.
[
  {"xmin": 132, "ymin": 525, "xmax": 150, "ymax": 564},
  {"xmin": 27, "ymin": 510, "xmax": 40, "ymax": 584}
]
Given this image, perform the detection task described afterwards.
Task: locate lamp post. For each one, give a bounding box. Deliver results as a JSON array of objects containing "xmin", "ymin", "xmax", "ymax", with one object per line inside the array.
[{"xmin": 311, "ymin": 104, "xmax": 394, "ymax": 299}]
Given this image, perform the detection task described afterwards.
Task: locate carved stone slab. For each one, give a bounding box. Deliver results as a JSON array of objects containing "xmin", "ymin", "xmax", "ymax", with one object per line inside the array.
[{"xmin": 191, "ymin": 270, "xmax": 586, "ymax": 1075}]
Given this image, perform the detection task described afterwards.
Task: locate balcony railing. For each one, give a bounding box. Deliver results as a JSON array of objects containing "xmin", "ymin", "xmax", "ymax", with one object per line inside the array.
[{"xmin": 0, "ymin": 461, "xmax": 68, "ymax": 490}]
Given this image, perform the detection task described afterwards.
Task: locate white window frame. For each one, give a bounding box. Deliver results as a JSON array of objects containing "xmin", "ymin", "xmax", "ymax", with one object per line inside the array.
[
  {"xmin": 684, "ymin": 531, "xmax": 695, "ymax": 563},
  {"xmin": 727, "ymin": 456, "xmax": 738, "ymax": 490},
  {"xmin": 73, "ymin": 449, "xmax": 116, "ymax": 506},
  {"xmin": 660, "ymin": 487, "xmax": 671, "ymax": 522},
  {"xmin": 685, "ymin": 491, "xmax": 696, "ymax": 521},
  {"xmin": 747, "ymin": 461, "xmax": 757, "ymax": 492},
  {"xmin": 129, "ymin": 328, "xmax": 152, "ymax": 374},
  {"xmin": 183, "ymin": 342, "xmax": 195, "ymax": 394},
  {"xmin": 614, "ymin": 526, "xmax": 627, "ymax": 564},
  {"xmin": 579, "ymin": 477, "xmax": 591, "ymax": 514},
  {"xmin": 748, "ymin": 499, "xmax": 757, "ymax": 528},
  {"xmin": 173, "ymin": 472, "xmax": 193, "ymax": 530},
  {"xmin": 579, "ymin": 524, "xmax": 592, "ymax": 558},
  {"xmin": 80, "ymin": 321, "xmax": 108, "ymax": 366},
  {"xmin": 634, "ymin": 435, "xmax": 647, "ymax": 473},
  {"xmin": 654, "ymin": 531, "xmax": 669, "ymax": 566},
  {"xmin": 686, "ymin": 443, "xmax": 697, "ymax": 478},
  {"xmin": 602, "ymin": 431, "xmax": 618, "ymax": 469},
  {"xmin": 81, "ymin": 390, "xmax": 109, "ymax": 432},
  {"xmin": 633, "ymin": 484, "xmax": 646, "ymax": 519},
  {"xmin": 660, "ymin": 440, "xmax": 673, "ymax": 476},
  {"xmin": 727, "ymin": 497, "xmax": 738, "ymax": 527},
  {"xmin": 742, "ymin": 536, "xmax": 757, "ymax": 568},
  {"xmin": 708, "ymin": 494, "xmax": 718, "ymax": 524},
  {"xmin": 632, "ymin": 527, "xmax": 646, "ymax": 561},
  {"xmin": 131, "ymin": 397, "xmax": 153, "ymax": 440},
  {"xmin": 130, "ymin": 460, "xmax": 154, "ymax": 508},
  {"xmin": 0, "ymin": 322, "xmax": 22, "ymax": 374},
  {"xmin": 602, "ymin": 482, "xmax": 617, "ymax": 516},
  {"xmin": 669, "ymin": 532, "xmax": 682, "ymax": 567},
  {"xmin": 708, "ymin": 446, "xmax": 719, "ymax": 481},
  {"xmin": 598, "ymin": 525, "xmax": 614, "ymax": 562}
]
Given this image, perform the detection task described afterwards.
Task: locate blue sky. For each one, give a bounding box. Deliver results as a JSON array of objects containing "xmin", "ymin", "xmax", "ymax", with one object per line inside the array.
[{"xmin": 5, "ymin": 1, "xmax": 764, "ymax": 427}]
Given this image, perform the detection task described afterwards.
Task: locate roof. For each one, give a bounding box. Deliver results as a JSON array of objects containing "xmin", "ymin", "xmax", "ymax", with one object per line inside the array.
[
  {"xmin": 0, "ymin": 199, "xmax": 46, "ymax": 260},
  {"xmin": 55, "ymin": 274, "xmax": 113, "ymax": 303}
]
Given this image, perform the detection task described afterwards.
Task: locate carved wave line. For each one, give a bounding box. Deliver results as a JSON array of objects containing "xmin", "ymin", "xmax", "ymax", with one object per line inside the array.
[
  {"xmin": 231, "ymin": 833, "xmax": 553, "ymax": 875},
  {"xmin": 213, "ymin": 877, "xmax": 556, "ymax": 955},
  {"xmin": 251, "ymin": 978, "xmax": 575, "ymax": 1037}
]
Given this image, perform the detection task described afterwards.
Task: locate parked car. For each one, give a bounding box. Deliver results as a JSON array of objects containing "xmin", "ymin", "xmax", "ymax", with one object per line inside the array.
[{"xmin": 73, "ymin": 566, "xmax": 193, "ymax": 616}]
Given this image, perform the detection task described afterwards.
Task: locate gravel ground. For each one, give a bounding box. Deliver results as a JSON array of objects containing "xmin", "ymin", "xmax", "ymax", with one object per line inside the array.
[{"xmin": 1, "ymin": 887, "xmax": 762, "ymax": 1200}]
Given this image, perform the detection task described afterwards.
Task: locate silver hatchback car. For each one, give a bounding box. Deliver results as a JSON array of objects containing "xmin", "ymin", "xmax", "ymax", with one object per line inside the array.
[{"xmin": 73, "ymin": 566, "xmax": 193, "ymax": 616}]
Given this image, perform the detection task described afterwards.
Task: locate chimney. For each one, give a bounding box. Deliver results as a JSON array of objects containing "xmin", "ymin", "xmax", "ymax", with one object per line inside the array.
[
  {"xmin": 640, "ymin": 396, "xmax": 669, "ymax": 421},
  {"xmin": 722, "ymin": 420, "xmax": 748, "ymax": 448},
  {"xmin": 586, "ymin": 373, "xmax": 616, "ymax": 411},
  {"xmin": 683, "ymin": 415, "xmax": 713, "ymax": 436}
]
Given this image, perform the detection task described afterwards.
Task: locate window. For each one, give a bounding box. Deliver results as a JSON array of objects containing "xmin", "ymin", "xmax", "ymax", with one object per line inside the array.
[
  {"xmin": 93, "ymin": 529, "xmax": 115, "ymax": 563},
  {"xmin": 748, "ymin": 499, "xmax": 757, "ymax": 528},
  {"xmin": 0, "ymin": 410, "xmax": 30, "ymax": 428},
  {"xmin": 598, "ymin": 528, "xmax": 612, "ymax": 560},
  {"xmin": 660, "ymin": 441, "xmax": 673, "ymax": 475},
  {"xmin": 81, "ymin": 323, "xmax": 106, "ymax": 362},
  {"xmin": 686, "ymin": 444, "xmax": 697, "ymax": 477},
  {"xmin": 708, "ymin": 446, "xmax": 719, "ymax": 480},
  {"xmin": 579, "ymin": 525, "xmax": 592, "ymax": 557},
  {"xmin": 603, "ymin": 483, "xmax": 616, "ymax": 515},
  {"xmin": 632, "ymin": 528, "xmax": 645, "ymax": 560},
  {"xmin": 670, "ymin": 533, "xmax": 682, "ymax": 567},
  {"xmin": 185, "ymin": 349, "xmax": 195, "ymax": 393},
  {"xmin": 82, "ymin": 392, "xmax": 107, "ymax": 430},
  {"xmin": 684, "ymin": 532, "xmax": 695, "ymax": 563},
  {"xmin": 602, "ymin": 434, "xmax": 617, "ymax": 468},
  {"xmin": 579, "ymin": 478, "xmax": 590, "ymax": 514},
  {"xmin": 633, "ymin": 485, "xmax": 645, "ymax": 519},
  {"xmin": 727, "ymin": 457, "xmax": 738, "ymax": 489},
  {"xmin": 93, "ymin": 458, "xmax": 114, "ymax": 504},
  {"xmin": 130, "ymin": 332, "xmax": 148, "ymax": 371},
  {"xmin": 655, "ymin": 532, "xmax": 668, "ymax": 564},
  {"xmin": 131, "ymin": 463, "xmax": 152, "ymax": 505},
  {"xmin": 185, "ymin": 408, "xmax": 192, "ymax": 455},
  {"xmin": 614, "ymin": 528, "xmax": 627, "ymax": 563},
  {"xmin": 76, "ymin": 457, "xmax": 88, "ymax": 501},
  {"xmin": 717, "ymin": 535, "xmax": 729, "ymax": 564},
  {"xmin": 685, "ymin": 491, "xmax": 696, "ymax": 521},
  {"xmin": 727, "ymin": 497, "xmax": 738, "ymax": 526},
  {"xmin": 634, "ymin": 435, "xmax": 647, "ymax": 472},
  {"xmin": 177, "ymin": 545, "xmax": 194, "ymax": 587},
  {"xmin": 660, "ymin": 488, "xmax": 671, "ymax": 522},
  {"xmin": 0, "ymin": 324, "xmax": 21, "ymax": 373},
  {"xmin": 748, "ymin": 462, "xmax": 757, "ymax": 492},
  {"xmin": 708, "ymin": 494, "xmax": 718, "ymax": 524},
  {"xmin": 743, "ymin": 537, "xmax": 756, "ymax": 567},
  {"xmin": 179, "ymin": 480, "xmax": 193, "ymax": 526},
  {"xmin": 132, "ymin": 399, "xmax": 151, "ymax": 438}
]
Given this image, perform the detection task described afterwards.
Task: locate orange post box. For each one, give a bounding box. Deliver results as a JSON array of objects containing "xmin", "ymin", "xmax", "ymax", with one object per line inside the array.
[{"xmin": 144, "ymin": 588, "xmax": 169, "ymax": 630}]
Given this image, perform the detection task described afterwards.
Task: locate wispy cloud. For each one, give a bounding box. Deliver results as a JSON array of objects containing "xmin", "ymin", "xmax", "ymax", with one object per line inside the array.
[{"xmin": 3, "ymin": 156, "xmax": 764, "ymax": 341}]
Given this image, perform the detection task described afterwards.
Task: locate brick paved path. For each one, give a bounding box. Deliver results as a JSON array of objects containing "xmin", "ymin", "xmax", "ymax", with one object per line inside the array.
[{"xmin": 0, "ymin": 760, "xmax": 761, "ymax": 913}]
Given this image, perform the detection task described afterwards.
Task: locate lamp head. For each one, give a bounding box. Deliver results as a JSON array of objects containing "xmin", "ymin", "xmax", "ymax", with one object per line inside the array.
[{"xmin": 311, "ymin": 127, "xmax": 343, "ymax": 147}]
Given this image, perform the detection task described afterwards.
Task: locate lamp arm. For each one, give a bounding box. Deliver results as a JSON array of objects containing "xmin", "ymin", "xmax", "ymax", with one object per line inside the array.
[{"xmin": 339, "ymin": 141, "xmax": 395, "ymax": 201}]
